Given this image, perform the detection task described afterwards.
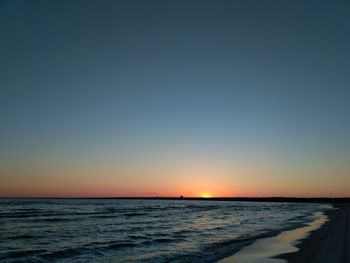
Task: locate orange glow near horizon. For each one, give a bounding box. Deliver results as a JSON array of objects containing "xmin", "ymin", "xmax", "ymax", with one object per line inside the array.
[
  {"xmin": 200, "ymin": 192, "xmax": 212, "ymax": 198},
  {"xmin": 1, "ymin": 158, "xmax": 350, "ymax": 198}
]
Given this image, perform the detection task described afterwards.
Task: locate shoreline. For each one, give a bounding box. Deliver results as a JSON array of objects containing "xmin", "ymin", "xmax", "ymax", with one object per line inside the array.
[
  {"xmin": 218, "ymin": 210, "xmax": 329, "ymax": 263},
  {"xmin": 217, "ymin": 202, "xmax": 350, "ymax": 263},
  {"xmin": 275, "ymin": 203, "xmax": 349, "ymax": 263}
]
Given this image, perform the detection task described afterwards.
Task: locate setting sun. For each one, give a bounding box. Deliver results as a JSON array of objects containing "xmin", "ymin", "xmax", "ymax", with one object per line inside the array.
[{"xmin": 200, "ymin": 192, "xmax": 212, "ymax": 198}]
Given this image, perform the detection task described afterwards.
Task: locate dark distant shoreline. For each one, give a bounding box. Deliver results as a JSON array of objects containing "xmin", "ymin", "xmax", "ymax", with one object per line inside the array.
[{"xmin": 1, "ymin": 197, "xmax": 350, "ymax": 203}]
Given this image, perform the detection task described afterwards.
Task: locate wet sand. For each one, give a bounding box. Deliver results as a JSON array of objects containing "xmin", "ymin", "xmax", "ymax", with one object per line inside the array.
[
  {"xmin": 276, "ymin": 203, "xmax": 350, "ymax": 263},
  {"xmin": 218, "ymin": 211, "xmax": 328, "ymax": 263},
  {"xmin": 218, "ymin": 203, "xmax": 350, "ymax": 263}
]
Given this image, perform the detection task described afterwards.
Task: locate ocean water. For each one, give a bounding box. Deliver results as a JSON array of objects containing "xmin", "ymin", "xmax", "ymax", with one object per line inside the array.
[{"xmin": 0, "ymin": 199, "xmax": 330, "ymax": 263}]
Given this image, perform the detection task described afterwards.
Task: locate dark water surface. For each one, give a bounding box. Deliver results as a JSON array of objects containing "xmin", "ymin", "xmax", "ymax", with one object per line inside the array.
[{"xmin": 0, "ymin": 199, "xmax": 330, "ymax": 262}]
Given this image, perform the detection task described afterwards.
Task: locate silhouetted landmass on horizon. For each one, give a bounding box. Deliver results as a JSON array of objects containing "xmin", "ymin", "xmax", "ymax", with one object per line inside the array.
[{"xmin": 1, "ymin": 197, "xmax": 350, "ymax": 203}]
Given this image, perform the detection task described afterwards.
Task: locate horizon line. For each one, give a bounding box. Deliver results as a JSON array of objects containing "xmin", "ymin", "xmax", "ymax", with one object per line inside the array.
[{"xmin": 1, "ymin": 196, "xmax": 350, "ymax": 201}]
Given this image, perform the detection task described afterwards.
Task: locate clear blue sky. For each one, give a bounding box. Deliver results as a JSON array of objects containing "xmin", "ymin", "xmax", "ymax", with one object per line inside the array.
[{"xmin": 0, "ymin": 0, "xmax": 349, "ymax": 197}]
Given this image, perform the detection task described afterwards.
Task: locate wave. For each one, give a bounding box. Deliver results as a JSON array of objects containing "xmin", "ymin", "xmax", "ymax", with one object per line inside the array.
[
  {"xmin": 39, "ymin": 248, "xmax": 82, "ymax": 260},
  {"xmin": 7, "ymin": 234, "xmax": 39, "ymax": 240},
  {"xmin": 1, "ymin": 249, "xmax": 47, "ymax": 260},
  {"xmin": 105, "ymin": 242, "xmax": 136, "ymax": 250},
  {"xmin": 124, "ymin": 212, "xmax": 149, "ymax": 217}
]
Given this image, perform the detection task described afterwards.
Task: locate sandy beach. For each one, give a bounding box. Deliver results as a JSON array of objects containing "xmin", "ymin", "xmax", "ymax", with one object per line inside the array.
[
  {"xmin": 218, "ymin": 201, "xmax": 349, "ymax": 263},
  {"xmin": 277, "ymin": 203, "xmax": 350, "ymax": 263}
]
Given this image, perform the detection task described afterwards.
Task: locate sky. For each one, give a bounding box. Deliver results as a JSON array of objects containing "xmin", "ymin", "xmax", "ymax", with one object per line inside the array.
[{"xmin": 0, "ymin": 0, "xmax": 349, "ymax": 197}]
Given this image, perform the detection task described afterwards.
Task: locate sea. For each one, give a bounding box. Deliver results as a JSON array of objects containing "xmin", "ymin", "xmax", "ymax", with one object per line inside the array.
[{"xmin": 0, "ymin": 199, "xmax": 331, "ymax": 263}]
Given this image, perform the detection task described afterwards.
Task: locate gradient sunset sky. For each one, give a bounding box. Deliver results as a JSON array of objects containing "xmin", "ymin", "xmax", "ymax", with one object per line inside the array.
[{"xmin": 0, "ymin": 0, "xmax": 349, "ymax": 197}]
